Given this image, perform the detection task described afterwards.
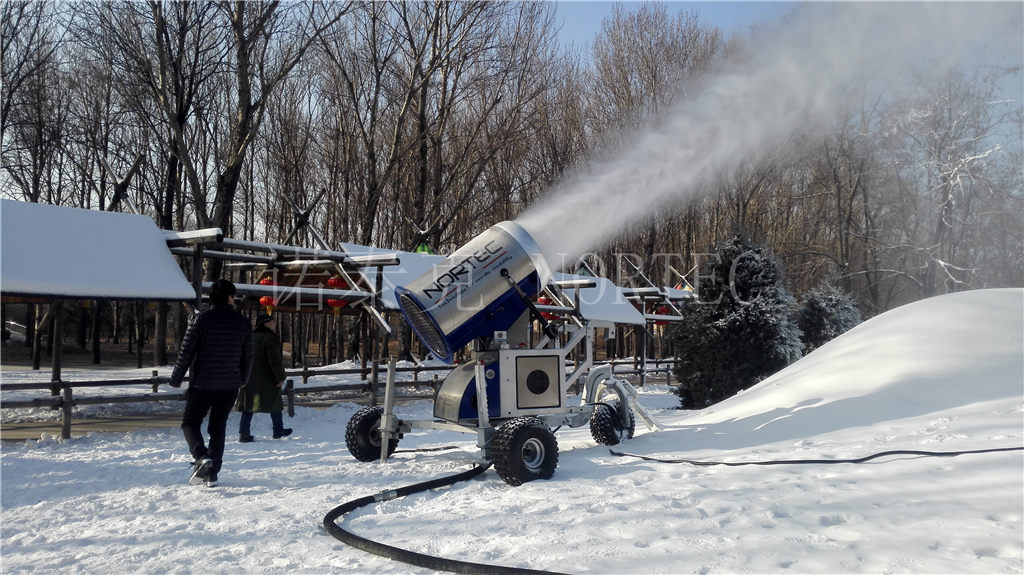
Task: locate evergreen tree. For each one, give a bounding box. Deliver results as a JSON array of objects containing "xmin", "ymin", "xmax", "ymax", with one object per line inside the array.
[
  {"xmin": 674, "ymin": 235, "xmax": 803, "ymax": 408},
  {"xmin": 795, "ymin": 280, "xmax": 862, "ymax": 353}
]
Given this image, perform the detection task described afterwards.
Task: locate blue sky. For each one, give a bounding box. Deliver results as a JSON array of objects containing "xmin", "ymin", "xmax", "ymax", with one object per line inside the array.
[{"xmin": 554, "ymin": 1, "xmax": 795, "ymax": 49}]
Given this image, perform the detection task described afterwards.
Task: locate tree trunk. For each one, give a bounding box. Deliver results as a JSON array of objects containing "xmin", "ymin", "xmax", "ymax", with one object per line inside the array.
[
  {"xmin": 75, "ymin": 302, "xmax": 87, "ymax": 350},
  {"xmin": 112, "ymin": 301, "xmax": 121, "ymax": 345},
  {"xmin": 154, "ymin": 302, "xmax": 168, "ymax": 366},
  {"xmin": 91, "ymin": 300, "xmax": 102, "ymax": 364},
  {"xmin": 206, "ymin": 165, "xmax": 245, "ymax": 280},
  {"xmin": 342, "ymin": 315, "xmax": 350, "ymax": 360}
]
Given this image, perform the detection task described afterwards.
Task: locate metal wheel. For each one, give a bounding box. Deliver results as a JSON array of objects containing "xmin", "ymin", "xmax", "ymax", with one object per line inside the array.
[
  {"xmin": 589, "ymin": 402, "xmax": 635, "ymax": 446},
  {"xmin": 589, "ymin": 381, "xmax": 636, "ymax": 446},
  {"xmin": 345, "ymin": 406, "xmax": 399, "ymax": 462},
  {"xmin": 490, "ymin": 417, "xmax": 558, "ymax": 486},
  {"xmin": 520, "ymin": 437, "xmax": 547, "ymax": 471}
]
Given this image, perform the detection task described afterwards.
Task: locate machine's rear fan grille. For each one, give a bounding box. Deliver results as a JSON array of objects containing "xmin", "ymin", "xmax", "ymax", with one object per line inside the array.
[{"xmin": 399, "ymin": 294, "xmax": 447, "ymax": 358}]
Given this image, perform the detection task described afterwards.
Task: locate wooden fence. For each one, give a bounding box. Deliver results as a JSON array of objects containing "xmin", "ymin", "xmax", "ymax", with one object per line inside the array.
[{"xmin": 1, "ymin": 359, "xmax": 677, "ymax": 439}]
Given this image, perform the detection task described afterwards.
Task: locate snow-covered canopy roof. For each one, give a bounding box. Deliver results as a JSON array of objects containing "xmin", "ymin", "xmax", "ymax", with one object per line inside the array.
[
  {"xmin": 339, "ymin": 242, "xmax": 443, "ymax": 310},
  {"xmin": 551, "ymin": 272, "xmax": 645, "ymax": 326},
  {"xmin": 0, "ymin": 200, "xmax": 195, "ymax": 301}
]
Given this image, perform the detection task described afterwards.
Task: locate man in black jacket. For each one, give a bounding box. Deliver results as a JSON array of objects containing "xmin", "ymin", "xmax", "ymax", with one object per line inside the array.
[{"xmin": 170, "ymin": 279, "xmax": 253, "ymax": 487}]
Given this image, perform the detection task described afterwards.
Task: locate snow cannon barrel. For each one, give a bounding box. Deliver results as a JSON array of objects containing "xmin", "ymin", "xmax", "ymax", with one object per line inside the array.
[{"xmin": 395, "ymin": 221, "xmax": 551, "ymax": 364}]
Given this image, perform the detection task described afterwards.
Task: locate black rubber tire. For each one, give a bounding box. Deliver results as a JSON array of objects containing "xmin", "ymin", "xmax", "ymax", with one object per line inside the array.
[
  {"xmin": 589, "ymin": 402, "xmax": 635, "ymax": 446},
  {"xmin": 346, "ymin": 406, "xmax": 399, "ymax": 462},
  {"xmin": 490, "ymin": 417, "xmax": 558, "ymax": 486}
]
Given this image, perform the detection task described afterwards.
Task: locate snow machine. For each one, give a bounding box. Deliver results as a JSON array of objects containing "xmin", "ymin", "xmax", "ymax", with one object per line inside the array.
[{"xmin": 345, "ymin": 221, "xmax": 658, "ymax": 486}]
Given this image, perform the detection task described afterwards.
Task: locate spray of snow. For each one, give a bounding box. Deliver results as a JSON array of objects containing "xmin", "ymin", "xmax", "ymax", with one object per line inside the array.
[{"xmin": 516, "ymin": 3, "xmax": 1022, "ymax": 270}]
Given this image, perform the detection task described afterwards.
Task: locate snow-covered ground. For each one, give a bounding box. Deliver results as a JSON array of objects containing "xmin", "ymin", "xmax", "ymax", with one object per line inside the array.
[{"xmin": 1, "ymin": 289, "xmax": 1021, "ymax": 574}]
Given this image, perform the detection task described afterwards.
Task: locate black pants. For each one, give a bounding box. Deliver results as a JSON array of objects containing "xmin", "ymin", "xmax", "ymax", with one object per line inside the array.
[{"xmin": 181, "ymin": 387, "xmax": 239, "ymax": 473}]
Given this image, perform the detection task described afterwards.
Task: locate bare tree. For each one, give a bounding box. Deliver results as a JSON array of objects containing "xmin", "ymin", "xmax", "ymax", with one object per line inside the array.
[
  {"xmin": 877, "ymin": 68, "xmax": 1021, "ymax": 299},
  {"xmin": 0, "ymin": 2, "xmax": 67, "ymax": 144},
  {"xmin": 208, "ymin": 2, "xmax": 346, "ymax": 261},
  {"xmin": 409, "ymin": 1, "xmax": 561, "ymax": 250},
  {"xmin": 587, "ymin": 3, "xmax": 723, "ymax": 279},
  {"xmin": 2, "ymin": 29, "xmax": 70, "ymax": 204},
  {"xmin": 318, "ymin": 1, "xmax": 439, "ymax": 246}
]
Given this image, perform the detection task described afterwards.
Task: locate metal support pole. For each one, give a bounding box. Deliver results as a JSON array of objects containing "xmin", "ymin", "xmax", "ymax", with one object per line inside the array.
[
  {"xmin": 359, "ymin": 314, "xmax": 368, "ymax": 381},
  {"xmin": 474, "ymin": 361, "xmax": 491, "ymax": 454},
  {"xmin": 379, "ymin": 357, "xmax": 397, "ymax": 463}
]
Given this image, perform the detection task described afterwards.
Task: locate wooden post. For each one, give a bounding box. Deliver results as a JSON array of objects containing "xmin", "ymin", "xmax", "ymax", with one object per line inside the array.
[
  {"xmin": 289, "ymin": 313, "xmax": 297, "ymax": 369},
  {"xmin": 296, "ymin": 313, "xmax": 305, "ymax": 367},
  {"xmin": 50, "ymin": 300, "xmax": 64, "ymax": 394},
  {"xmin": 136, "ymin": 302, "xmax": 144, "ymax": 369},
  {"xmin": 61, "ymin": 385, "xmax": 72, "ymax": 439},
  {"xmin": 640, "ymin": 326, "xmax": 648, "ymax": 387},
  {"xmin": 32, "ymin": 304, "xmax": 44, "ymax": 371},
  {"xmin": 369, "ymin": 358, "xmax": 379, "ymax": 407},
  {"xmin": 126, "ymin": 304, "xmax": 134, "ymax": 354},
  {"xmin": 285, "ymin": 379, "xmax": 295, "ymax": 417},
  {"xmin": 338, "ymin": 316, "xmax": 346, "ymax": 364},
  {"xmin": 151, "ymin": 370, "xmax": 160, "ymax": 393},
  {"xmin": 320, "ymin": 315, "xmax": 328, "ymax": 366}
]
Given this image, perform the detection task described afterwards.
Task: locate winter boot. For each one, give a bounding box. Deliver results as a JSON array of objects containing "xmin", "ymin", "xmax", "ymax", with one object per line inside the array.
[{"xmin": 189, "ymin": 457, "xmax": 213, "ymax": 486}]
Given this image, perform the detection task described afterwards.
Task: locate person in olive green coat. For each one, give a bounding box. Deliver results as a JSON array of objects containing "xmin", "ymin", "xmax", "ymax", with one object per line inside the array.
[{"xmin": 237, "ymin": 314, "xmax": 292, "ymax": 441}]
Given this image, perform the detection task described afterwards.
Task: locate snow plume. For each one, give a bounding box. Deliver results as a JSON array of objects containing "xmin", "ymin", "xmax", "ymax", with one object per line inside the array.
[{"xmin": 516, "ymin": 3, "xmax": 1022, "ymax": 270}]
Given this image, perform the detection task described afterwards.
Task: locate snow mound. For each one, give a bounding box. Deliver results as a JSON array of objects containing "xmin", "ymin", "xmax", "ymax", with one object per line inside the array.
[{"xmin": 652, "ymin": 288, "xmax": 1023, "ymax": 451}]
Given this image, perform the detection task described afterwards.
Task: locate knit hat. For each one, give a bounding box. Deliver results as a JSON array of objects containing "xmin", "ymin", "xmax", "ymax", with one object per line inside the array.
[{"xmin": 256, "ymin": 314, "xmax": 276, "ymax": 328}]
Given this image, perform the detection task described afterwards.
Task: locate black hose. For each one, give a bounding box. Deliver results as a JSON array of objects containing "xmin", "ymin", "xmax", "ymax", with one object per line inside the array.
[
  {"xmin": 326, "ymin": 440, "xmax": 1022, "ymax": 573},
  {"xmin": 394, "ymin": 445, "xmax": 462, "ymax": 454},
  {"xmin": 609, "ymin": 445, "xmax": 1024, "ymax": 466},
  {"xmin": 323, "ymin": 463, "xmax": 567, "ymax": 575}
]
